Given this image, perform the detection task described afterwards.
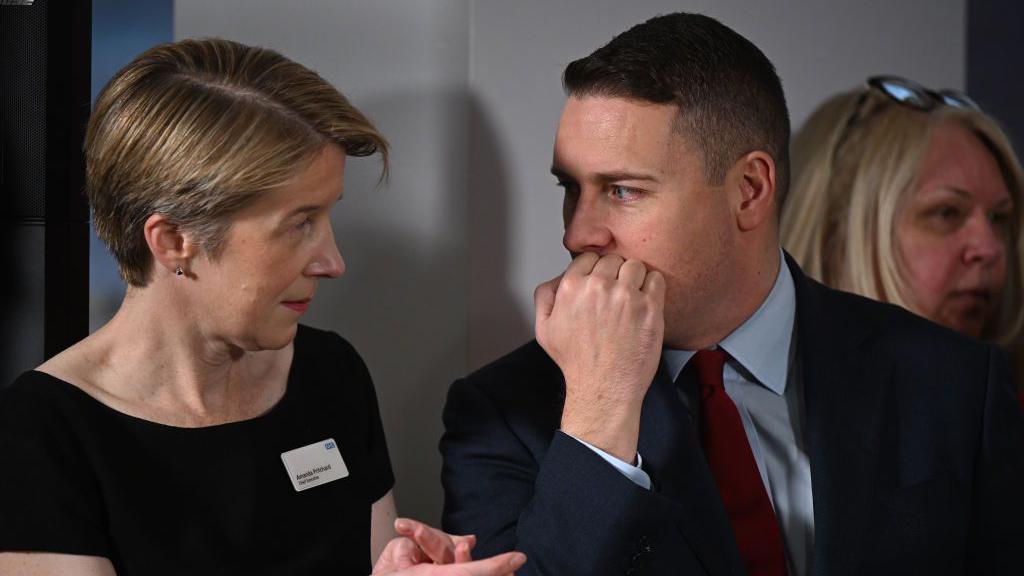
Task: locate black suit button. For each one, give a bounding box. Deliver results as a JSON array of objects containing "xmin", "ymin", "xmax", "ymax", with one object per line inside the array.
[{"xmin": 627, "ymin": 536, "xmax": 651, "ymax": 574}]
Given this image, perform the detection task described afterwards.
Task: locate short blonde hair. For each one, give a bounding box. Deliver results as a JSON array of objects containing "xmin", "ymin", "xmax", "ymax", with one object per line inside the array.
[
  {"xmin": 86, "ymin": 38, "xmax": 388, "ymax": 287},
  {"xmin": 781, "ymin": 87, "xmax": 1024, "ymax": 345}
]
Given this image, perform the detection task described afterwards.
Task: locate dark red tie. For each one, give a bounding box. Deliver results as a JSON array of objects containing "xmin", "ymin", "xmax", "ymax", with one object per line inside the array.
[{"xmin": 691, "ymin": 349, "xmax": 787, "ymax": 576}]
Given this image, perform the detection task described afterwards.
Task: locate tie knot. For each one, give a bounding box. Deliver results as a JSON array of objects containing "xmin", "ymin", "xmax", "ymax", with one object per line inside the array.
[{"xmin": 691, "ymin": 348, "xmax": 728, "ymax": 390}]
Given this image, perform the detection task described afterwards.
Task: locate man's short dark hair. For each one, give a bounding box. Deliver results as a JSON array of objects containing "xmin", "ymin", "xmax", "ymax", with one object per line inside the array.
[{"xmin": 563, "ymin": 12, "xmax": 790, "ymax": 201}]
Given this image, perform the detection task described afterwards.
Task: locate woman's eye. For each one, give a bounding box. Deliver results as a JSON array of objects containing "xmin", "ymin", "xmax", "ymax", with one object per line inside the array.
[
  {"xmin": 990, "ymin": 210, "xmax": 1013, "ymax": 233},
  {"xmin": 929, "ymin": 205, "xmax": 961, "ymax": 221}
]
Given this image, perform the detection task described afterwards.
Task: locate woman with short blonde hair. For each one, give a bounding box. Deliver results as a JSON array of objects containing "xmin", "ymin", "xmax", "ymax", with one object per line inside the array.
[
  {"xmin": 0, "ymin": 38, "xmax": 524, "ymax": 576},
  {"xmin": 783, "ymin": 79, "xmax": 1024, "ymax": 352},
  {"xmin": 85, "ymin": 37, "xmax": 388, "ymax": 287}
]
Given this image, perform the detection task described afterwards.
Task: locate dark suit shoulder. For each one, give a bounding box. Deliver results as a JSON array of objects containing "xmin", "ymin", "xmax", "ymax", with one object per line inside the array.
[
  {"xmin": 797, "ymin": 265, "xmax": 991, "ymax": 360},
  {"xmin": 461, "ymin": 340, "xmax": 564, "ymax": 400},
  {"xmin": 449, "ymin": 341, "xmax": 565, "ymax": 452},
  {"xmin": 821, "ymin": 281, "xmax": 990, "ymax": 363},
  {"xmin": 801, "ymin": 277, "xmax": 1000, "ymax": 445}
]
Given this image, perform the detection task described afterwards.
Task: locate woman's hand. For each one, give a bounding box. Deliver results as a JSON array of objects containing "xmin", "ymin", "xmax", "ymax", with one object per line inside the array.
[{"xmin": 372, "ymin": 518, "xmax": 526, "ymax": 575}]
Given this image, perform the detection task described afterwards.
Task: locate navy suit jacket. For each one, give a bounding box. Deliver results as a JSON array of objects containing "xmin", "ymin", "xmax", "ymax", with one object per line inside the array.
[{"xmin": 440, "ymin": 257, "xmax": 1024, "ymax": 575}]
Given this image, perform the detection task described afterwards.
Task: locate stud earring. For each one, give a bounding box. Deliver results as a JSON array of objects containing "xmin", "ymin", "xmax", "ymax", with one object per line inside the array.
[{"xmin": 175, "ymin": 266, "xmax": 184, "ymax": 276}]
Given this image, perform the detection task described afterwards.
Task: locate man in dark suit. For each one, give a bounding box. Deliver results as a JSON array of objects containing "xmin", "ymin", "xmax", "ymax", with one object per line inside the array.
[{"xmin": 440, "ymin": 12, "xmax": 1024, "ymax": 575}]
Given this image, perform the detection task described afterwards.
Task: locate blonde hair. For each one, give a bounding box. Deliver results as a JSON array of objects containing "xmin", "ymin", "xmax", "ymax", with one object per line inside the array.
[
  {"xmin": 86, "ymin": 38, "xmax": 388, "ymax": 287},
  {"xmin": 782, "ymin": 87, "xmax": 1024, "ymax": 345}
]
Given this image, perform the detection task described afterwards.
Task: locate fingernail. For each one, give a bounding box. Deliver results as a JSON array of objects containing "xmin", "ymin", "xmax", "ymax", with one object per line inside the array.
[
  {"xmin": 509, "ymin": 552, "xmax": 527, "ymax": 567},
  {"xmin": 394, "ymin": 518, "xmax": 410, "ymax": 531}
]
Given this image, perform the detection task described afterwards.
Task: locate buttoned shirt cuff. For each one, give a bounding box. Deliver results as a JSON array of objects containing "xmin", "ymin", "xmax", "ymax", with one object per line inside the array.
[{"xmin": 563, "ymin": 432, "xmax": 651, "ymax": 490}]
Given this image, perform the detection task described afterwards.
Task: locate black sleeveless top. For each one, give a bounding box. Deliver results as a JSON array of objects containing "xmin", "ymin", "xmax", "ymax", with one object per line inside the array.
[{"xmin": 0, "ymin": 324, "xmax": 393, "ymax": 575}]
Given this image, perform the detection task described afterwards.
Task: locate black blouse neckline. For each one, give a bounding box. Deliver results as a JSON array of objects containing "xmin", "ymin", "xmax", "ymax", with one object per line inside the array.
[{"xmin": 25, "ymin": 325, "xmax": 308, "ymax": 432}]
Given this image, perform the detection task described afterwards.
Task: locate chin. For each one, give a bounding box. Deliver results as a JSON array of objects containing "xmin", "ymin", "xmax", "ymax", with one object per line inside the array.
[
  {"xmin": 243, "ymin": 322, "xmax": 299, "ymax": 352},
  {"xmin": 944, "ymin": 316, "xmax": 985, "ymax": 339},
  {"xmin": 267, "ymin": 322, "xmax": 300, "ymax": 350}
]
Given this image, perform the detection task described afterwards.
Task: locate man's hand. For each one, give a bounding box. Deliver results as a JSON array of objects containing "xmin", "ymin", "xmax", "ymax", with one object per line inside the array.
[
  {"xmin": 535, "ymin": 252, "xmax": 665, "ymax": 463},
  {"xmin": 372, "ymin": 518, "xmax": 527, "ymax": 575}
]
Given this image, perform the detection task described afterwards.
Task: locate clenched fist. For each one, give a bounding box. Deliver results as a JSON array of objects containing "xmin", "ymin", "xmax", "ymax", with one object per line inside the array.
[{"xmin": 535, "ymin": 252, "xmax": 665, "ymax": 463}]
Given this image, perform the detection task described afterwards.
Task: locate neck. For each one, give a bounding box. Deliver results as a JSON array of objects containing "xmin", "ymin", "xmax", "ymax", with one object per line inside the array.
[
  {"xmin": 86, "ymin": 282, "xmax": 284, "ymax": 423},
  {"xmin": 667, "ymin": 243, "xmax": 781, "ymax": 350}
]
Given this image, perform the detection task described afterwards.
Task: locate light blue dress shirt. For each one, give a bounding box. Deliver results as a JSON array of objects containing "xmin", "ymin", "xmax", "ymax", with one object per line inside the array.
[{"xmin": 567, "ymin": 252, "xmax": 814, "ymax": 576}]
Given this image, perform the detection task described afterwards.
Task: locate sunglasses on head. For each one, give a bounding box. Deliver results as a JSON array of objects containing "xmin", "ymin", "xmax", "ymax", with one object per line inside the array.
[
  {"xmin": 831, "ymin": 76, "xmax": 980, "ymax": 166},
  {"xmin": 866, "ymin": 76, "xmax": 979, "ymax": 111}
]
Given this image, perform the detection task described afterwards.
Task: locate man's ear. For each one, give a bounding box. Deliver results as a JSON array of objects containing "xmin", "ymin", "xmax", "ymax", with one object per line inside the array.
[
  {"xmin": 143, "ymin": 214, "xmax": 198, "ymax": 276},
  {"xmin": 728, "ymin": 150, "xmax": 777, "ymax": 232}
]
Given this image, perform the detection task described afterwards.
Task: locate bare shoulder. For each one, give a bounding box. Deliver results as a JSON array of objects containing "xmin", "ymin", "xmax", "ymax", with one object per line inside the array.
[
  {"xmin": 35, "ymin": 336, "xmax": 102, "ymax": 391},
  {"xmin": 34, "ymin": 334, "xmax": 113, "ymax": 401},
  {"xmin": 0, "ymin": 552, "xmax": 116, "ymax": 576}
]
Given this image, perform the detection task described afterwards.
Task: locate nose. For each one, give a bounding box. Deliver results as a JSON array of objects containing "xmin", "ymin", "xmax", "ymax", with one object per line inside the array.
[
  {"xmin": 305, "ymin": 225, "xmax": 345, "ymax": 278},
  {"xmin": 562, "ymin": 192, "xmax": 613, "ymax": 254},
  {"xmin": 962, "ymin": 213, "xmax": 1006, "ymax": 266}
]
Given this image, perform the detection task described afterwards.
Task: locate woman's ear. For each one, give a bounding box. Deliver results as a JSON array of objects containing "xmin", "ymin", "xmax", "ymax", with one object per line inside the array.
[
  {"xmin": 143, "ymin": 214, "xmax": 197, "ymax": 277},
  {"xmin": 729, "ymin": 150, "xmax": 777, "ymax": 232}
]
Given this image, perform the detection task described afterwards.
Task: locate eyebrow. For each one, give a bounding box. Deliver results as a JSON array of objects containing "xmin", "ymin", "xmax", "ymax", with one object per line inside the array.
[
  {"xmin": 942, "ymin": 187, "xmax": 1013, "ymax": 208},
  {"xmin": 279, "ymin": 192, "xmax": 344, "ymax": 224},
  {"xmin": 285, "ymin": 189, "xmax": 345, "ymax": 216},
  {"xmin": 947, "ymin": 187, "xmax": 971, "ymax": 200},
  {"xmin": 284, "ymin": 205, "xmax": 321, "ymax": 220},
  {"xmin": 550, "ymin": 166, "xmax": 660, "ymax": 184}
]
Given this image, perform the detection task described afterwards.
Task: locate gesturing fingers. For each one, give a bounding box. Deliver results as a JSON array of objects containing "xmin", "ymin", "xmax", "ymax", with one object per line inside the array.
[
  {"xmin": 372, "ymin": 536, "xmax": 424, "ymax": 574},
  {"xmin": 433, "ymin": 552, "xmax": 527, "ymax": 575},
  {"xmin": 395, "ymin": 518, "xmax": 456, "ymax": 564},
  {"xmin": 453, "ymin": 540, "xmax": 472, "ymax": 564},
  {"xmin": 451, "ymin": 534, "xmax": 476, "ymax": 563},
  {"xmin": 380, "ymin": 550, "xmax": 527, "ymax": 576}
]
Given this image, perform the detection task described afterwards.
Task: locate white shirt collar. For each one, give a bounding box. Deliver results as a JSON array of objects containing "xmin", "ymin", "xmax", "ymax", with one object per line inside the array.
[{"xmin": 662, "ymin": 249, "xmax": 796, "ymax": 395}]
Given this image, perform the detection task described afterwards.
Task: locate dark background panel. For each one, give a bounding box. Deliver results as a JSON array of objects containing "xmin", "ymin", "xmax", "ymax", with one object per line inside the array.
[
  {"xmin": 967, "ymin": 0, "xmax": 1024, "ymax": 152},
  {"xmin": 1, "ymin": 0, "xmax": 91, "ymax": 386},
  {"xmin": 1, "ymin": 0, "xmax": 171, "ymax": 386}
]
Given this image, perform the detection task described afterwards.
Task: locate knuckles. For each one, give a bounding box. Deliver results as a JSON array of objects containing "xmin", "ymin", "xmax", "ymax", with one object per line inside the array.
[
  {"xmin": 586, "ymin": 273, "xmax": 614, "ymax": 293},
  {"xmin": 557, "ymin": 273, "xmax": 581, "ymax": 293}
]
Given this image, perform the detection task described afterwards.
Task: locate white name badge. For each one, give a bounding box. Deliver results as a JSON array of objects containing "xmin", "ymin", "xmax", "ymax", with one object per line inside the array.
[{"xmin": 281, "ymin": 438, "xmax": 349, "ymax": 492}]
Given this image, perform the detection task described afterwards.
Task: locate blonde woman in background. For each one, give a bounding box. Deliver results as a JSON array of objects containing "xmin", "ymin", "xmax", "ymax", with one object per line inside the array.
[
  {"xmin": 0, "ymin": 39, "xmax": 524, "ymax": 576},
  {"xmin": 782, "ymin": 76, "xmax": 1024, "ymax": 397}
]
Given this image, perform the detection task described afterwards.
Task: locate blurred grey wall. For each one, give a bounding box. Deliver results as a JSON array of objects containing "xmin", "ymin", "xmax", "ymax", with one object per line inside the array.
[
  {"xmin": 90, "ymin": 0, "xmax": 173, "ymax": 331},
  {"xmin": 172, "ymin": 0, "xmax": 966, "ymax": 524}
]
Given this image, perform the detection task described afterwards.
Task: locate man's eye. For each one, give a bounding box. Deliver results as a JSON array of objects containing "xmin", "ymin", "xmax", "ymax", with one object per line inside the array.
[
  {"xmin": 295, "ymin": 216, "xmax": 314, "ymax": 231},
  {"xmin": 611, "ymin": 185, "xmax": 640, "ymax": 201}
]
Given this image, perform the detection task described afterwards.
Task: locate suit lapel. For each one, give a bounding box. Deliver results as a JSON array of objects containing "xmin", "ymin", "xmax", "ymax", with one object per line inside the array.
[
  {"xmin": 639, "ymin": 363, "xmax": 746, "ymax": 575},
  {"xmin": 789, "ymin": 257, "xmax": 890, "ymax": 576}
]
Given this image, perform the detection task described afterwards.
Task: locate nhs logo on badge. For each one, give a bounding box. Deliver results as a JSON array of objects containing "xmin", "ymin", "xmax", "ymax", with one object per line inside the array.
[{"xmin": 281, "ymin": 437, "xmax": 349, "ymax": 492}]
